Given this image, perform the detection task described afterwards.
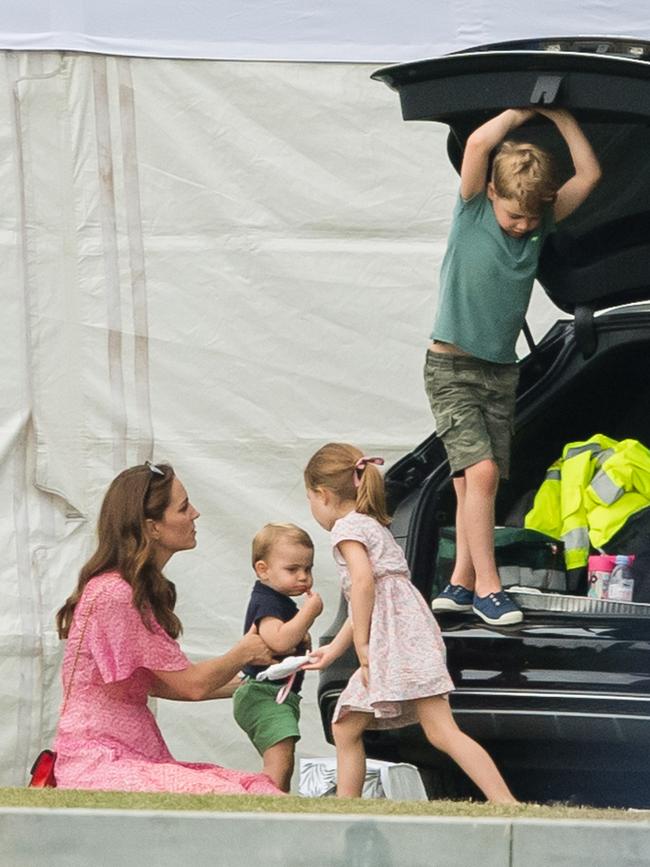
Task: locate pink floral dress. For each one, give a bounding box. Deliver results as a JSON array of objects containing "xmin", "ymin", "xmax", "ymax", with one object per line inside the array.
[
  {"xmin": 53, "ymin": 572, "xmax": 281, "ymax": 794},
  {"xmin": 331, "ymin": 511, "xmax": 454, "ymax": 729}
]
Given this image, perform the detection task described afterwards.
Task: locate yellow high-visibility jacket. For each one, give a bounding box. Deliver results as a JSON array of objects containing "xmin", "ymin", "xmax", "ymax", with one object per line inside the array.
[{"xmin": 525, "ymin": 434, "xmax": 650, "ymax": 569}]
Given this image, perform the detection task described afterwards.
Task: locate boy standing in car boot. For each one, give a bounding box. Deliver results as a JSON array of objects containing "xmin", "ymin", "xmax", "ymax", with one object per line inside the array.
[{"xmin": 426, "ymin": 107, "xmax": 601, "ymax": 625}]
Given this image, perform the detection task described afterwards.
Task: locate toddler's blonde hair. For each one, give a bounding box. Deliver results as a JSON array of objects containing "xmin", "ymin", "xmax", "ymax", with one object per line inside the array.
[{"xmin": 251, "ymin": 522, "xmax": 313, "ymax": 569}]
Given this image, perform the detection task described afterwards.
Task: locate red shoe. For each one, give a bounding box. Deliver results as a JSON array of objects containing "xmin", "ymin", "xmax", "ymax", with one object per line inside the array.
[{"xmin": 28, "ymin": 750, "xmax": 57, "ymax": 788}]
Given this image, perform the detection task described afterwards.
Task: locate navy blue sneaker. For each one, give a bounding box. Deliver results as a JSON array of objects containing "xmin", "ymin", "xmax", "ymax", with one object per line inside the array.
[
  {"xmin": 472, "ymin": 591, "xmax": 523, "ymax": 625},
  {"xmin": 431, "ymin": 583, "xmax": 474, "ymax": 613}
]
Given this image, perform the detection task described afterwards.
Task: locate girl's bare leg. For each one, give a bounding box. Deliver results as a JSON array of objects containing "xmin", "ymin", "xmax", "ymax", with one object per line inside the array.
[
  {"xmin": 332, "ymin": 711, "xmax": 372, "ymax": 798},
  {"xmin": 416, "ymin": 696, "xmax": 517, "ymax": 804}
]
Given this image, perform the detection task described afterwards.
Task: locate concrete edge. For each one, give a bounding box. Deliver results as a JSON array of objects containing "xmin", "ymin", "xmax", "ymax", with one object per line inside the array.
[{"xmin": 1, "ymin": 807, "xmax": 649, "ymax": 867}]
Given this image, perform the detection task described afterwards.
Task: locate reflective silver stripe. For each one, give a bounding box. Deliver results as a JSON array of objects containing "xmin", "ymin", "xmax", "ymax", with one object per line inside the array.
[
  {"xmin": 565, "ymin": 442, "xmax": 603, "ymax": 459},
  {"xmin": 591, "ymin": 469, "xmax": 624, "ymax": 504},
  {"xmin": 545, "ymin": 469, "xmax": 561, "ymax": 481},
  {"xmin": 595, "ymin": 447, "xmax": 615, "ymax": 467},
  {"xmin": 562, "ymin": 527, "xmax": 590, "ymax": 550}
]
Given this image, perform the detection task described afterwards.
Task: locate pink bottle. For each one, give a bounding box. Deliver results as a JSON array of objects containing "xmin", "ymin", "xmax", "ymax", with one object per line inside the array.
[
  {"xmin": 587, "ymin": 554, "xmax": 617, "ymax": 599},
  {"xmin": 587, "ymin": 554, "xmax": 635, "ymax": 600}
]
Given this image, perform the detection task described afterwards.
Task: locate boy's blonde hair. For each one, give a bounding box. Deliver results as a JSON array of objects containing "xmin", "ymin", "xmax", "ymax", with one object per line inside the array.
[
  {"xmin": 491, "ymin": 140, "xmax": 559, "ymax": 215},
  {"xmin": 252, "ymin": 522, "xmax": 314, "ymax": 569},
  {"xmin": 304, "ymin": 443, "xmax": 391, "ymax": 527}
]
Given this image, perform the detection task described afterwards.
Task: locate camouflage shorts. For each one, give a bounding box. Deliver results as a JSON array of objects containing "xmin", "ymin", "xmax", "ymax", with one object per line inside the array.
[{"xmin": 423, "ymin": 349, "xmax": 519, "ymax": 479}]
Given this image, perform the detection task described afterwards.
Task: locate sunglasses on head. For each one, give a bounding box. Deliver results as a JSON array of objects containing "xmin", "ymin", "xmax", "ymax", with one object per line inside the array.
[{"xmin": 145, "ymin": 460, "xmax": 165, "ymax": 476}]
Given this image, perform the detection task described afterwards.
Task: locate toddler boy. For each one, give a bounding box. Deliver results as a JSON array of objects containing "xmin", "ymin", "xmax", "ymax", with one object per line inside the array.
[{"xmin": 233, "ymin": 522, "xmax": 323, "ymax": 791}]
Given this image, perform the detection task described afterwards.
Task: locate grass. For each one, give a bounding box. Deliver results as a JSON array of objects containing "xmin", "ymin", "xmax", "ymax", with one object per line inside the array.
[{"xmin": 2, "ymin": 788, "xmax": 649, "ymax": 822}]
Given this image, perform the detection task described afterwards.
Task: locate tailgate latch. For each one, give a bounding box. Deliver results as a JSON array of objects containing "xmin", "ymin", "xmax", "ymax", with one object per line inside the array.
[{"xmin": 530, "ymin": 75, "xmax": 564, "ymax": 105}]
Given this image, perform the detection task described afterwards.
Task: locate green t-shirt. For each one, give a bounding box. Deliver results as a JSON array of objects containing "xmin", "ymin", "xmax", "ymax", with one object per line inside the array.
[{"xmin": 431, "ymin": 192, "xmax": 555, "ymax": 363}]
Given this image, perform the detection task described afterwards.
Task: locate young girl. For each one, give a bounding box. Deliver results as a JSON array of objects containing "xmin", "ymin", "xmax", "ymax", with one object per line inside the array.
[{"xmin": 304, "ymin": 442, "xmax": 517, "ymax": 802}]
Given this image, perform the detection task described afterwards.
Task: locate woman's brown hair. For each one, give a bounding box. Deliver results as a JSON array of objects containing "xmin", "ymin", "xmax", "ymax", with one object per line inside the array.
[
  {"xmin": 304, "ymin": 443, "xmax": 391, "ymax": 526},
  {"xmin": 56, "ymin": 463, "xmax": 182, "ymax": 639}
]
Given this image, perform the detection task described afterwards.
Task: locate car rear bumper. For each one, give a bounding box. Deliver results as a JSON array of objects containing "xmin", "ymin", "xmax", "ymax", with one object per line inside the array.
[
  {"xmin": 451, "ymin": 688, "xmax": 650, "ymax": 745},
  {"xmin": 319, "ymin": 685, "xmax": 650, "ymax": 754}
]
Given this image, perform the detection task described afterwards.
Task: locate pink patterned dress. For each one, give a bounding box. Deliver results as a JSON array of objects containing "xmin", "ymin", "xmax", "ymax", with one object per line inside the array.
[
  {"xmin": 53, "ymin": 572, "xmax": 281, "ymax": 794},
  {"xmin": 331, "ymin": 511, "xmax": 454, "ymax": 729}
]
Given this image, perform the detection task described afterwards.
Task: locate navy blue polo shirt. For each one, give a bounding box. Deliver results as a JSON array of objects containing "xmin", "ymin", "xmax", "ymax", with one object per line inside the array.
[{"xmin": 242, "ymin": 581, "xmax": 307, "ymax": 693}]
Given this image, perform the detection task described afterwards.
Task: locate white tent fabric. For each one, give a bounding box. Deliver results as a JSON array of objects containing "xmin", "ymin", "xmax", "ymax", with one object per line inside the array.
[
  {"xmin": 4, "ymin": 0, "xmax": 649, "ymax": 790},
  {"xmin": 3, "ymin": 49, "xmax": 568, "ymax": 786},
  {"xmin": 1, "ymin": 0, "xmax": 649, "ymax": 61}
]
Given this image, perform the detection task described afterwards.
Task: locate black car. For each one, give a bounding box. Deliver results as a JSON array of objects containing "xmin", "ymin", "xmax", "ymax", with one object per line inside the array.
[{"xmin": 317, "ymin": 36, "xmax": 650, "ymax": 808}]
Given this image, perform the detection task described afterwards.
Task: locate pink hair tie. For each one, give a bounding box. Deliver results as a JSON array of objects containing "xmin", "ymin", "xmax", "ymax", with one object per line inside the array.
[{"xmin": 354, "ymin": 456, "xmax": 385, "ymax": 488}]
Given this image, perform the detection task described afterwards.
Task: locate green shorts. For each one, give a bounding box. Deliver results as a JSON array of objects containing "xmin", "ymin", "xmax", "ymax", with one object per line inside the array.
[
  {"xmin": 233, "ymin": 680, "xmax": 301, "ymax": 755},
  {"xmin": 423, "ymin": 349, "xmax": 519, "ymax": 479}
]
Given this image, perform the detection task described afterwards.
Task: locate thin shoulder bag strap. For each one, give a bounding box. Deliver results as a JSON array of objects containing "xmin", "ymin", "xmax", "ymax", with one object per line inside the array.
[{"xmin": 60, "ymin": 594, "xmax": 98, "ymax": 717}]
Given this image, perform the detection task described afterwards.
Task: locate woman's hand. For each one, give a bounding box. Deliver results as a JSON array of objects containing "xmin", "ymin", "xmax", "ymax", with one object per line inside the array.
[
  {"xmin": 237, "ymin": 624, "xmax": 276, "ymax": 667},
  {"xmin": 150, "ymin": 627, "xmax": 274, "ymax": 702}
]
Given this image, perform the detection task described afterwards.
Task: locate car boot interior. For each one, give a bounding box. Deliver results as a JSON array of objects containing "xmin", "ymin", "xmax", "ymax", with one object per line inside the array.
[{"xmin": 508, "ymin": 325, "xmax": 650, "ymax": 516}]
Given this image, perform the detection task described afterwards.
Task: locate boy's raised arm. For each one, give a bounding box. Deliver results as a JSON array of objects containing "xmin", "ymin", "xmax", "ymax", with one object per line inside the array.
[
  {"xmin": 536, "ymin": 108, "xmax": 601, "ymax": 222},
  {"xmin": 460, "ymin": 108, "xmax": 535, "ymax": 200},
  {"xmin": 257, "ymin": 591, "xmax": 323, "ymax": 655}
]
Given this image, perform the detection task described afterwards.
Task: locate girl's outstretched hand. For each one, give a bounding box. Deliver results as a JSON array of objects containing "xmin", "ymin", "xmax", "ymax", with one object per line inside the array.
[{"xmin": 302, "ymin": 643, "xmax": 336, "ymax": 671}]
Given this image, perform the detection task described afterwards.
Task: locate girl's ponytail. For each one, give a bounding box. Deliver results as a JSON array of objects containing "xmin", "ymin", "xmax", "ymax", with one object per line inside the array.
[
  {"xmin": 355, "ymin": 458, "xmax": 391, "ymax": 526},
  {"xmin": 304, "ymin": 443, "xmax": 391, "ymax": 526}
]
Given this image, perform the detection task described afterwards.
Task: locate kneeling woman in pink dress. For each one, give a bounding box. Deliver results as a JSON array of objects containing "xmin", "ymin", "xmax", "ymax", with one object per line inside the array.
[{"xmin": 53, "ymin": 462, "xmax": 282, "ymax": 795}]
